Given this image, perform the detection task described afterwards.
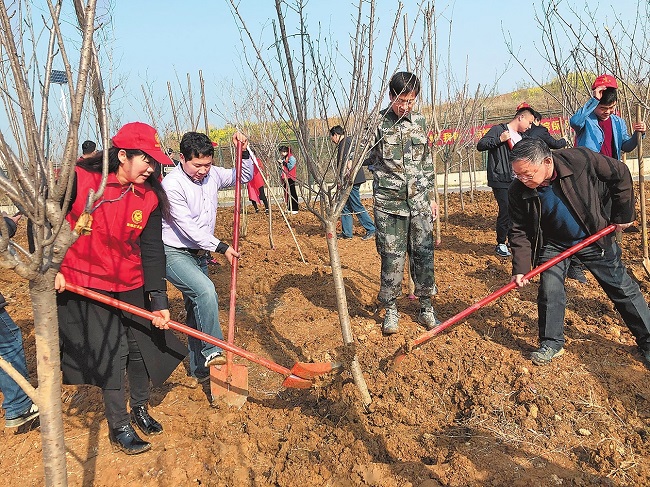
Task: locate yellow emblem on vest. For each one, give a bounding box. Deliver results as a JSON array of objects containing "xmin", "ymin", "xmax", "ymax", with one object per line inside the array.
[{"xmin": 132, "ymin": 210, "xmax": 143, "ymax": 224}]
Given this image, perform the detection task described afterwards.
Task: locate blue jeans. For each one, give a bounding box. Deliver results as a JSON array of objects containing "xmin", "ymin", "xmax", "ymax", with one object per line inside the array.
[
  {"xmin": 0, "ymin": 308, "xmax": 33, "ymax": 420},
  {"xmin": 164, "ymin": 245, "xmax": 223, "ymax": 378},
  {"xmin": 341, "ymin": 184, "xmax": 375, "ymax": 237},
  {"xmin": 538, "ymin": 240, "xmax": 650, "ymax": 351}
]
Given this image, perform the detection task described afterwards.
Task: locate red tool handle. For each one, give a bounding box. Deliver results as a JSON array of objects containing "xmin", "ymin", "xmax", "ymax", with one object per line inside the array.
[
  {"xmin": 64, "ymin": 283, "xmax": 294, "ymax": 378},
  {"xmin": 225, "ymin": 140, "xmax": 243, "ymax": 371},
  {"xmin": 410, "ymin": 224, "xmax": 617, "ymax": 349}
]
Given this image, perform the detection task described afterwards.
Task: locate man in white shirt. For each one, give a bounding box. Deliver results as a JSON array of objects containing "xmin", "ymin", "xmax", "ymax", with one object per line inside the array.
[{"xmin": 162, "ymin": 131, "xmax": 253, "ymax": 383}]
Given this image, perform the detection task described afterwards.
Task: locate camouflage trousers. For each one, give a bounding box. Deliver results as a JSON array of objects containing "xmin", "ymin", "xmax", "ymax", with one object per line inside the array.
[{"xmin": 374, "ymin": 208, "xmax": 436, "ymax": 304}]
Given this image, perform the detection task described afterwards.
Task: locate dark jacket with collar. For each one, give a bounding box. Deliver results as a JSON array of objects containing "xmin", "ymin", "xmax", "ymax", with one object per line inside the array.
[
  {"xmin": 477, "ymin": 123, "xmax": 527, "ymax": 189},
  {"xmin": 508, "ymin": 147, "xmax": 634, "ymax": 275},
  {"xmin": 337, "ymin": 136, "xmax": 366, "ymax": 185},
  {"xmin": 0, "ymin": 216, "xmax": 18, "ymax": 309},
  {"xmin": 525, "ymin": 124, "xmax": 567, "ymax": 150}
]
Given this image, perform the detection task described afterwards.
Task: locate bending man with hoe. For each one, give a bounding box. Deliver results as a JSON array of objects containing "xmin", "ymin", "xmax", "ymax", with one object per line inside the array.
[{"xmin": 508, "ymin": 138, "xmax": 650, "ymax": 367}]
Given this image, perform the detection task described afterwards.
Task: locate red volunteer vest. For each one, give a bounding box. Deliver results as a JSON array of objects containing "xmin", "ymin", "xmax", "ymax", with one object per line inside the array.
[
  {"xmin": 60, "ymin": 167, "xmax": 159, "ymax": 291},
  {"xmin": 282, "ymin": 154, "xmax": 297, "ymax": 180}
]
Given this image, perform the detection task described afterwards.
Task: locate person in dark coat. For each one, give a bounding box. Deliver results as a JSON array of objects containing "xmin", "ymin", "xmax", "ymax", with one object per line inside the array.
[
  {"xmin": 477, "ymin": 103, "xmax": 535, "ymax": 257},
  {"xmin": 56, "ymin": 122, "xmax": 187, "ymax": 455},
  {"xmin": 329, "ymin": 125, "xmax": 376, "ymax": 240},
  {"xmin": 508, "ymin": 138, "xmax": 650, "ymax": 367},
  {"xmin": 525, "ymin": 110, "xmax": 567, "ymax": 149}
]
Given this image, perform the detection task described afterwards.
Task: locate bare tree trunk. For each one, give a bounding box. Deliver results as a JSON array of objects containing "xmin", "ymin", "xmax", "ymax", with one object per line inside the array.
[
  {"xmin": 324, "ymin": 220, "xmax": 371, "ymax": 407},
  {"xmin": 468, "ymin": 147, "xmax": 475, "ymax": 203},
  {"xmin": 443, "ymin": 157, "xmax": 449, "ymax": 222},
  {"xmin": 187, "ymin": 73, "xmax": 196, "ymax": 131},
  {"xmin": 241, "ymin": 185, "xmax": 248, "ymax": 237},
  {"xmin": 140, "ymin": 85, "xmax": 157, "ymax": 127},
  {"xmin": 199, "ymin": 69, "xmax": 209, "ymax": 135},
  {"xmin": 433, "ymin": 148, "xmax": 441, "ymax": 245},
  {"xmin": 0, "ymin": 1, "xmax": 109, "ymax": 483},
  {"xmin": 31, "ymin": 272, "xmax": 68, "ymax": 486}
]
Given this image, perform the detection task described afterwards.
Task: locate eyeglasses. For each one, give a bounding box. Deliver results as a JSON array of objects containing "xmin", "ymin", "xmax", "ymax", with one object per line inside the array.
[
  {"xmin": 512, "ymin": 164, "xmax": 541, "ymax": 182},
  {"xmin": 393, "ymin": 96, "xmax": 416, "ymax": 107}
]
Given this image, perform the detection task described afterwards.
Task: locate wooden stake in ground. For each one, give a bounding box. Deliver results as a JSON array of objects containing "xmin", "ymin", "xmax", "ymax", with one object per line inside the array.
[
  {"xmin": 637, "ymin": 104, "xmax": 650, "ymax": 277},
  {"xmin": 167, "ymin": 81, "xmax": 181, "ymax": 140},
  {"xmin": 248, "ymin": 147, "xmax": 303, "ymax": 260}
]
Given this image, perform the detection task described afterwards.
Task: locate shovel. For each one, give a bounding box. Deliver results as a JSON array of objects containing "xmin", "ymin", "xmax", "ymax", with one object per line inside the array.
[
  {"xmin": 636, "ymin": 104, "xmax": 650, "ymax": 277},
  {"xmin": 210, "ymin": 140, "xmax": 249, "ymax": 408},
  {"xmin": 391, "ymin": 225, "xmax": 617, "ymax": 368},
  {"xmin": 65, "ymin": 283, "xmax": 338, "ymax": 388}
]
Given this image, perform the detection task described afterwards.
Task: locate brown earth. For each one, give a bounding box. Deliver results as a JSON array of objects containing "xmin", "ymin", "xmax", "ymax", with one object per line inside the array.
[{"xmin": 2, "ymin": 190, "xmax": 650, "ymax": 486}]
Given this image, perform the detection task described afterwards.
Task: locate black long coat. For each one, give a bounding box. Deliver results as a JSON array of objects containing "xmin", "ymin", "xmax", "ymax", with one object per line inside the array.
[{"xmin": 58, "ymin": 195, "xmax": 186, "ymax": 390}]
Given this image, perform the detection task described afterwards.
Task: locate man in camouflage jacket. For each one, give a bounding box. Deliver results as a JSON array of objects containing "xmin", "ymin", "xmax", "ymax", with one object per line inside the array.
[{"xmin": 370, "ymin": 71, "xmax": 440, "ymax": 334}]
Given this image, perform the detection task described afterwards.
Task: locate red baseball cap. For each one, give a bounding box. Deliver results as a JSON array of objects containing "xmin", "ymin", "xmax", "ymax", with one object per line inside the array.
[
  {"xmin": 516, "ymin": 102, "xmax": 532, "ymax": 111},
  {"xmin": 111, "ymin": 122, "xmax": 174, "ymax": 165},
  {"xmin": 591, "ymin": 74, "xmax": 618, "ymax": 90}
]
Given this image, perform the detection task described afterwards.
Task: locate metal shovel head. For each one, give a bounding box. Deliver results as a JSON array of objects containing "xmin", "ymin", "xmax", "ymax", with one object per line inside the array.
[{"xmin": 210, "ymin": 363, "xmax": 249, "ymax": 409}]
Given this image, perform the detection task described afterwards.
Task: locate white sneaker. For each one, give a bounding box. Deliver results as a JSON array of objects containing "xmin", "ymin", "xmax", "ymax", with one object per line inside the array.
[
  {"xmin": 204, "ymin": 352, "xmax": 226, "ymax": 367},
  {"xmin": 290, "ymin": 211, "xmax": 299, "ymax": 215},
  {"xmin": 5, "ymin": 403, "xmax": 39, "ymax": 428},
  {"xmin": 495, "ymin": 244, "xmax": 511, "ymax": 257}
]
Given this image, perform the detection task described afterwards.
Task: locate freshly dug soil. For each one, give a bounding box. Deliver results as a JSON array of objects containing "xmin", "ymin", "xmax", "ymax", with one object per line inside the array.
[{"xmin": 2, "ymin": 189, "xmax": 650, "ymax": 486}]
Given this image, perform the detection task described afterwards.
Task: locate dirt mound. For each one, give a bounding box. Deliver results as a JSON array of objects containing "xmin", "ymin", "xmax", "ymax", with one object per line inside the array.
[{"xmin": 1, "ymin": 190, "xmax": 650, "ymax": 486}]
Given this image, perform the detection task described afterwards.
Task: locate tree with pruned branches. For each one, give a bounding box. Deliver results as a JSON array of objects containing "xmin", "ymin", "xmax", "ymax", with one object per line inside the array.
[
  {"xmin": 225, "ymin": 0, "xmax": 443, "ymax": 406},
  {"xmin": 506, "ymin": 0, "xmax": 650, "ymax": 131},
  {"xmin": 0, "ymin": 1, "xmax": 109, "ymax": 484}
]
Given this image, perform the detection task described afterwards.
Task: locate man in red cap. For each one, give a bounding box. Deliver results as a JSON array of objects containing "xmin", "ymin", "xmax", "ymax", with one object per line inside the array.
[
  {"xmin": 570, "ymin": 74, "xmax": 645, "ymax": 159},
  {"xmin": 477, "ymin": 103, "xmax": 535, "ymax": 257}
]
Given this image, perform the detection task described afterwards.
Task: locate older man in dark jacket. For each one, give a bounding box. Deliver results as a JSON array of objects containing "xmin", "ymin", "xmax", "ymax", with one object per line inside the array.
[{"xmin": 508, "ymin": 138, "xmax": 650, "ymax": 366}]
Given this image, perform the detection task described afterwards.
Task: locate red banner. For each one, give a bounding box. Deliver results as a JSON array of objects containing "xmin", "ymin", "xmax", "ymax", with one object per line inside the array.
[{"xmin": 433, "ymin": 117, "xmax": 568, "ymax": 146}]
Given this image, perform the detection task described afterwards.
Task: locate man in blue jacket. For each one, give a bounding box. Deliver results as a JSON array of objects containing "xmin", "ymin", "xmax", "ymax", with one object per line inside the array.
[{"xmin": 570, "ymin": 74, "xmax": 645, "ymax": 159}]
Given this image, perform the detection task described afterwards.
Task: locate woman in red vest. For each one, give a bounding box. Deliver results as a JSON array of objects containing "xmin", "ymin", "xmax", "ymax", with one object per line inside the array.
[
  {"xmin": 279, "ymin": 145, "xmax": 299, "ymax": 213},
  {"xmin": 248, "ymin": 149, "xmax": 269, "ymax": 213},
  {"xmin": 55, "ymin": 122, "xmax": 186, "ymax": 455}
]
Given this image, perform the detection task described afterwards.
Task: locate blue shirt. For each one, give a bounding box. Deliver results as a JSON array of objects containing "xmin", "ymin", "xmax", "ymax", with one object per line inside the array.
[{"xmin": 538, "ymin": 182, "xmax": 587, "ymax": 247}]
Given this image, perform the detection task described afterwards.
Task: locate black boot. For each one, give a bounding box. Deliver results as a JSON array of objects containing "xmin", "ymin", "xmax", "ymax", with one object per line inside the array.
[
  {"xmin": 131, "ymin": 405, "xmax": 163, "ymax": 436},
  {"xmin": 108, "ymin": 424, "xmax": 151, "ymax": 455}
]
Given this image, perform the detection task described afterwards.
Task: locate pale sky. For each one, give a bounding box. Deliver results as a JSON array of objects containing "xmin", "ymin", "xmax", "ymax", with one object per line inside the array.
[{"xmin": 7, "ymin": 1, "xmax": 646, "ymax": 145}]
